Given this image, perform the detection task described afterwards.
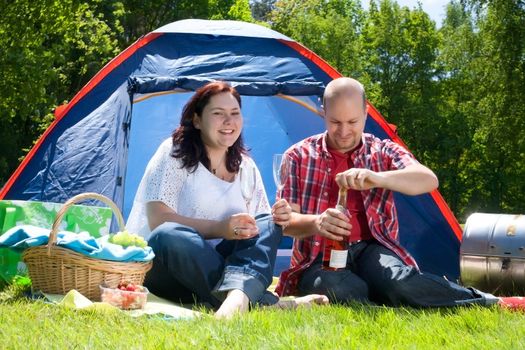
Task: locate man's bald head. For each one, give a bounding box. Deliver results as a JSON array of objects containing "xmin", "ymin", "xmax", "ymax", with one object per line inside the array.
[{"xmin": 323, "ymin": 77, "xmax": 367, "ymax": 112}]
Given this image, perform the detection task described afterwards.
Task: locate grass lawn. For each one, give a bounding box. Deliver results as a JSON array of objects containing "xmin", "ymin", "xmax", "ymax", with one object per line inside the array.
[{"xmin": 1, "ymin": 297, "xmax": 524, "ymax": 349}]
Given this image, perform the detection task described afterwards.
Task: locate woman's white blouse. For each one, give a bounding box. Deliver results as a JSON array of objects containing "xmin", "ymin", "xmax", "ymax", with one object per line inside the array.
[{"xmin": 126, "ymin": 138, "xmax": 271, "ymax": 242}]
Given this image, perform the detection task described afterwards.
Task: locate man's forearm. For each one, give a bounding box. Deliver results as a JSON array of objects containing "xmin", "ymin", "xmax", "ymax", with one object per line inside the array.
[
  {"xmin": 283, "ymin": 211, "xmax": 319, "ymax": 239},
  {"xmin": 380, "ymin": 164, "xmax": 438, "ymax": 195}
]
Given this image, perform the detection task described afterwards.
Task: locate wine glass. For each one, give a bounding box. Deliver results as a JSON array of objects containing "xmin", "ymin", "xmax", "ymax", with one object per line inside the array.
[
  {"xmin": 273, "ymin": 154, "xmax": 290, "ymax": 229},
  {"xmin": 239, "ymin": 165, "xmax": 257, "ymax": 212},
  {"xmin": 273, "ymin": 154, "xmax": 290, "ymax": 200}
]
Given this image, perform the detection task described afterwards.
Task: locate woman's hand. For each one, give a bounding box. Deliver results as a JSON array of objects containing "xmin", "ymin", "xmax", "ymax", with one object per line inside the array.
[
  {"xmin": 272, "ymin": 199, "xmax": 292, "ymax": 228},
  {"xmin": 221, "ymin": 213, "xmax": 259, "ymax": 240}
]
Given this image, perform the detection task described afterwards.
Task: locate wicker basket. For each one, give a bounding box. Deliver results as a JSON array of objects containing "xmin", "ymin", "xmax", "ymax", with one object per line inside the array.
[{"xmin": 22, "ymin": 192, "xmax": 152, "ymax": 301}]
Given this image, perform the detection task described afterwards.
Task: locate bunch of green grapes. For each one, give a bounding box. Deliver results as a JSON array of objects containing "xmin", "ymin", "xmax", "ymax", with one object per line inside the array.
[{"xmin": 109, "ymin": 230, "xmax": 147, "ymax": 248}]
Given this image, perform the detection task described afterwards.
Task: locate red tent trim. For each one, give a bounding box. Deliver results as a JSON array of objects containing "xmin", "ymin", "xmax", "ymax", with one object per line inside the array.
[{"xmin": 278, "ymin": 40, "xmax": 341, "ymax": 79}]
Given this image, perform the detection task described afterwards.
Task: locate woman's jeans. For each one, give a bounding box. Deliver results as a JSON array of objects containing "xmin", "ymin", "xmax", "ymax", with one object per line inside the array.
[
  {"xmin": 298, "ymin": 240, "xmax": 499, "ymax": 307},
  {"xmin": 144, "ymin": 214, "xmax": 281, "ymax": 308}
]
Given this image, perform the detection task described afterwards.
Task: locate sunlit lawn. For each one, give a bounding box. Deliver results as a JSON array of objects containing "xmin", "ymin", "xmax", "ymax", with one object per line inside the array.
[{"xmin": 1, "ymin": 297, "xmax": 524, "ymax": 349}]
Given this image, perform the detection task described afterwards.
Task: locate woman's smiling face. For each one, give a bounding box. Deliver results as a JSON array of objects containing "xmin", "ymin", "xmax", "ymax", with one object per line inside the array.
[{"xmin": 193, "ymin": 92, "xmax": 243, "ymax": 152}]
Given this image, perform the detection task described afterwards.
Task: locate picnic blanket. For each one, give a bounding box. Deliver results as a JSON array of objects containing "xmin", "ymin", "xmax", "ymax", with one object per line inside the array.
[
  {"xmin": 45, "ymin": 290, "xmax": 201, "ymax": 320},
  {"xmin": 0, "ymin": 225, "xmax": 154, "ymax": 262}
]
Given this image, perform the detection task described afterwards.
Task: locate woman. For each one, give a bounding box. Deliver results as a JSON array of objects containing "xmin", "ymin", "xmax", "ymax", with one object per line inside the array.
[{"xmin": 127, "ymin": 82, "xmax": 326, "ymax": 318}]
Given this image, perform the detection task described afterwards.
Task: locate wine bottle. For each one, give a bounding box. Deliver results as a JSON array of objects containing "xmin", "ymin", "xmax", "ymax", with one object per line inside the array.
[{"xmin": 322, "ymin": 187, "xmax": 349, "ymax": 270}]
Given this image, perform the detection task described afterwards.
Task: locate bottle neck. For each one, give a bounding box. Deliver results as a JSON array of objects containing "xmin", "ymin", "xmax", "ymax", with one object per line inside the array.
[{"xmin": 336, "ymin": 187, "xmax": 347, "ymax": 211}]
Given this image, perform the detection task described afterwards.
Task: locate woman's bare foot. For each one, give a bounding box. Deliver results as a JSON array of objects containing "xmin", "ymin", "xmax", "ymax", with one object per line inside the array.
[
  {"xmin": 276, "ymin": 294, "xmax": 329, "ymax": 309},
  {"xmin": 215, "ymin": 289, "xmax": 250, "ymax": 319}
]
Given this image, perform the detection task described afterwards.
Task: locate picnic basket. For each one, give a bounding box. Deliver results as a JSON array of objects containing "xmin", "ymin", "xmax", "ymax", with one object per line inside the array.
[{"xmin": 22, "ymin": 192, "xmax": 152, "ymax": 301}]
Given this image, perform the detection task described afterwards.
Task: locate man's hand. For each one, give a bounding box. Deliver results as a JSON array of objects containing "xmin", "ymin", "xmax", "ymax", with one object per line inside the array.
[
  {"xmin": 316, "ymin": 208, "xmax": 351, "ymax": 241},
  {"xmin": 335, "ymin": 164, "xmax": 439, "ymax": 195},
  {"xmin": 272, "ymin": 199, "xmax": 292, "ymax": 228},
  {"xmin": 335, "ymin": 168, "xmax": 384, "ymax": 191}
]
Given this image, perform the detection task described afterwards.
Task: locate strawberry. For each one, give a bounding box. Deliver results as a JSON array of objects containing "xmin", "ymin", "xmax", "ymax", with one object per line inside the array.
[{"xmin": 117, "ymin": 281, "xmax": 132, "ymax": 290}]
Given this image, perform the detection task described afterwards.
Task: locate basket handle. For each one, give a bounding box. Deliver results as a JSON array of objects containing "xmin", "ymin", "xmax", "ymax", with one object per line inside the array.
[{"xmin": 47, "ymin": 192, "xmax": 125, "ymax": 255}]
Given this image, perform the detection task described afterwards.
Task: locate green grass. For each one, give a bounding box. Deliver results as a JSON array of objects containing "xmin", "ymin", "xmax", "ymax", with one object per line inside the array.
[{"xmin": 0, "ymin": 298, "xmax": 524, "ymax": 349}]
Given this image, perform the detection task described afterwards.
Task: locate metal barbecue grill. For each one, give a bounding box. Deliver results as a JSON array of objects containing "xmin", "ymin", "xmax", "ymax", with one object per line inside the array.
[{"xmin": 460, "ymin": 213, "xmax": 525, "ymax": 296}]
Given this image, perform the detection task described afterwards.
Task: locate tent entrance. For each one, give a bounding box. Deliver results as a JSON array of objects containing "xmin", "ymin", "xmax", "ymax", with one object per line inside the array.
[
  {"xmin": 124, "ymin": 89, "xmax": 325, "ymax": 273},
  {"xmin": 124, "ymin": 90, "xmax": 325, "ymax": 221}
]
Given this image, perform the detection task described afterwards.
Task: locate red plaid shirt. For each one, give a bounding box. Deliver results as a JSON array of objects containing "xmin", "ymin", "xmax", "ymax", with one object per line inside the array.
[{"xmin": 275, "ymin": 132, "xmax": 421, "ymax": 296}]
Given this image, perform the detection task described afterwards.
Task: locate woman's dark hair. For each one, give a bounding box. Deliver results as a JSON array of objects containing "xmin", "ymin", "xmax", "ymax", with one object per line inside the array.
[{"xmin": 171, "ymin": 81, "xmax": 247, "ymax": 173}]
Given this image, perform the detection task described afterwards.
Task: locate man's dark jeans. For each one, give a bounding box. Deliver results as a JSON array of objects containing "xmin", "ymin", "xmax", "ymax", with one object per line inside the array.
[{"xmin": 298, "ymin": 240, "xmax": 498, "ymax": 307}]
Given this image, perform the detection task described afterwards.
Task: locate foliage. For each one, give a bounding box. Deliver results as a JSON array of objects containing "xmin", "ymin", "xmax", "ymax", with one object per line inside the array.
[
  {"xmin": 110, "ymin": 0, "xmax": 209, "ymax": 47},
  {"xmin": 209, "ymin": 0, "xmax": 254, "ymax": 22},
  {"xmin": 1, "ymin": 0, "xmax": 524, "ymax": 221},
  {"xmin": 360, "ymin": 1, "xmax": 441, "ymax": 165},
  {"xmin": 433, "ymin": 0, "xmax": 525, "ymax": 217},
  {"xmin": 250, "ymin": 0, "xmax": 276, "ymax": 22},
  {"xmin": 226, "ymin": 0, "xmax": 254, "ymax": 22},
  {"xmin": 0, "ymin": 0, "xmax": 254, "ymax": 187},
  {"xmin": 271, "ymin": 0, "xmax": 525, "ymax": 220},
  {"xmin": 271, "ymin": 0, "xmax": 365, "ymax": 77},
  {"xmin": 0, "ymin": 0, "xmax": 121, "ymax": 184},
  {"xmin": 456, "ymin": 0, "xmax": 525, "ymax": 216},
  {"xmin": 0, "ymin": 275, "xmax": 32, "ymax": 303},
  {"xmin": 433, "ymin": 0, "xmax": 480, "ymax": 214}
]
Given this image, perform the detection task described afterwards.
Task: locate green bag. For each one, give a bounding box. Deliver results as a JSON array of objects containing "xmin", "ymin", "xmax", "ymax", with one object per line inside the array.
[{"xmin": 0, "ymin": 199, "xmax": 113, "ymax": 283}]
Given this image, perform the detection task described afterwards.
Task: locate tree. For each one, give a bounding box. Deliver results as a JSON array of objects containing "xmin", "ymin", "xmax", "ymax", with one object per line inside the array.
[
  {"xmin": 0, "ymin": 0, "xmax": 120, "ymax": 184},
  {"xmin": 110, "ymin": 0, "xmax": 210, "ymax": 47},
  {"xmin": 361, "ymin": 1, "xmax": 441, "ymax": 168},
  {"xmin": 0, "ymin": 0, "xmax": 255, "ymax": 186},
  {"xmin": 270, "ymin": 0, "xmax": 365, "ymax": 77},
  {"xmin": 251, "ymin": 0, "xmax": 276, "ymax": 22},
  {"xmin": 226, "ymin": 0, "xmax": 254, "ymax": 22},
  {"xmin": 208, "ymin": 0, "xmax": 254, "ymax": 21},
  {"xmin": 432, "ymin": 1, "xmax": 480, "ymax": 216},
  {"xmin": 3, "ymin": 0, "xmax": 524, "ymax": 221},
  {"xmin": 455, "ymin": 0, "xmax": 525, "ymax": 216}
]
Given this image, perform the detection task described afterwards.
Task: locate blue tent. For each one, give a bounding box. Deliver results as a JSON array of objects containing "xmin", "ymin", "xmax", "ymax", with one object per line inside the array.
[{"xmin": 0, "ymin": 19, "xmax": 462, "ymax": 280}]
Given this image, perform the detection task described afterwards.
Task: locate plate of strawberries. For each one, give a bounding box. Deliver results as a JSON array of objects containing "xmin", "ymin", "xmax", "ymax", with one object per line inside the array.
[{"xmin": 100, "ymin": 281, "xmax": 149, "ymax": 310}]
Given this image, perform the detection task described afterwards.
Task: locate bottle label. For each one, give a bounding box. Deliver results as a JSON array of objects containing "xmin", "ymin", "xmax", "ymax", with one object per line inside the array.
[{"xmin": 329, "ymin": 249, "xmax": 348, "ymax": 269}]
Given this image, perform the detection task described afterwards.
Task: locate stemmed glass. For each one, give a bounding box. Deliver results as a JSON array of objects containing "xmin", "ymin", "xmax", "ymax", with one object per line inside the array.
[
  {"xmin": 239, "ymin": 165, "xmax": 257, "ymax": 212},
  {"xmin": 273, "ymin": 154, "xmax": 290, "ymax": 200},
  {"xmin": 273, "ymin": 154, "xmax": 290, "ymax": 229}
]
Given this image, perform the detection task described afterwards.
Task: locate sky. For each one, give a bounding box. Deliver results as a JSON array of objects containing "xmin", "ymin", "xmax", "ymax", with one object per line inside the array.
[{"xmin": 361, "ymin": 0, "xmax": 450, "ymax": 27}]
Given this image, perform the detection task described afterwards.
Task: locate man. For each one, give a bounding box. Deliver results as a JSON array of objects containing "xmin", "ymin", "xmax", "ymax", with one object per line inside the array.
[{"xmin": 275, "ymin": 77, "xmax": 524, "ymax": 310}]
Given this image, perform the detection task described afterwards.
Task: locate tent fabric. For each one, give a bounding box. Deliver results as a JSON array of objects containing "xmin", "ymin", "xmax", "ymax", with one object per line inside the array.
[
  {"xmin": 153, "ymin": 19, "xmax": 292, "ymax": 40},
  {"xmin": 128, "ymin": 76, "xmax": 326, "ymax": 96},
  {"xmin": 0, "ymin": 19, "xmax": 462, "ymax": 280}
]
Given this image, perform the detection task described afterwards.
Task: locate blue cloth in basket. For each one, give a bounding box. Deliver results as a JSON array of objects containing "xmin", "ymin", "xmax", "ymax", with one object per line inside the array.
[{"xmin": 0, "ymin": 225, "xmax": 154, "ymax": 262}]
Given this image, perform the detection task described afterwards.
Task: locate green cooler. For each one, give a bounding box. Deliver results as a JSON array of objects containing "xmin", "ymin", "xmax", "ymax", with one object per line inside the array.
[{"xmin": 0, "ymin": 200, "xmax": 113, "ymax": 283}]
